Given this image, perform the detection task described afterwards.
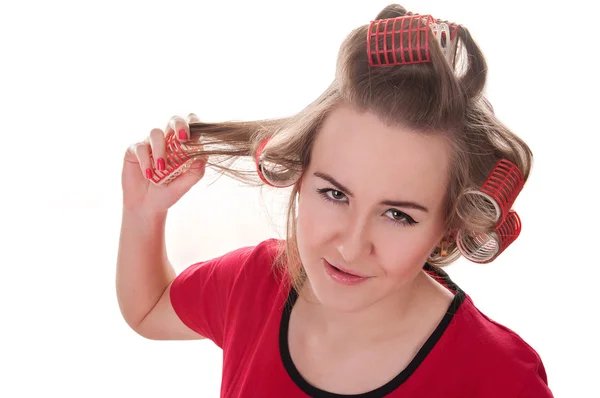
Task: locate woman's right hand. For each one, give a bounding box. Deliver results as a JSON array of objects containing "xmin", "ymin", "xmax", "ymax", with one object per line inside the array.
[{"xmin": 121, "ymin": 113, "xmax": 207, "ymax": 216}]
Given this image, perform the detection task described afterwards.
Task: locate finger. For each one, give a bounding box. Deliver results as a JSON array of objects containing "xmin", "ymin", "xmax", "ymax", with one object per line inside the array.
[
  {"xmin": 125, "ymin": 137, "xmax": 149, "ymax": 161},
  {"xmin": 125, "ymin": 142, "xmax": 140, "ymax": 160},
  {"xmin": 186, "ymin": 113, "xmax": 201, "ymax": 140},
  {"xmin": 133, "ymin": 141, "xmax": 154, "ymax": 179},
  {"xmin": 148, "ymin": 128, "xmax": 167, "ymax": 171},
  {"xmin": 168, "ymin": 115, "xmax": 189, "ymax": 142},
  {"xmin": 187, "ymin": 113, "xmax": 200, "ymax": 124}
]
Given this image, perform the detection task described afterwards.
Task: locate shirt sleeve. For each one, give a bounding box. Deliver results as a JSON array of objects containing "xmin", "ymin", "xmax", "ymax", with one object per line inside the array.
[
  {"xmin": 517, "ymin": 371, "xmax": 554, "ymax": 398},
  {"xmin": 169, "ymin": 244, "xmax": 258, "ymax": 347}
]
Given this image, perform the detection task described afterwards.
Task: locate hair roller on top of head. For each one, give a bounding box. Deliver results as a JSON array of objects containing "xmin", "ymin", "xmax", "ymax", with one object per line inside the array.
[
  {"xmin": 368, "ymin": 14, "xmax": 434, "ymax": 66},
  {"xmin": 456, "ymin": 210, "xmax": 522, "ymax": 264},
  {"xmin": 367, "ymin": 13, "xmax": 461, "ymax": 67}
]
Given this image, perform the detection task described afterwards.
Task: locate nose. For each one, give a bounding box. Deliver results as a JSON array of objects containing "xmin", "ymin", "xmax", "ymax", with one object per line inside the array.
[{"xmin": 336, "ymin": 216, "xmax": 373, "ymax": 265}]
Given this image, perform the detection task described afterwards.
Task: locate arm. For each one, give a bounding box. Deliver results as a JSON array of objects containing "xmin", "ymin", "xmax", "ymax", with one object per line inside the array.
[{"xmin": 115, "ymin": 209, "xmax": 204, "ymax": 340}]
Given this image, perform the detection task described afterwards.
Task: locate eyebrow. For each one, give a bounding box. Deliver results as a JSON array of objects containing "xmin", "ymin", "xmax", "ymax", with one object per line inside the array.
[{"xmin": 314, "ymin": 171, "xmax": 430, "ymax": 213}]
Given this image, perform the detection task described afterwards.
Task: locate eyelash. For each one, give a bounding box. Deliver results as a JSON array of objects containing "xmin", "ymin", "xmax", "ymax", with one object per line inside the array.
[{"xmin": 316, "ymin": 188, "xmax": 418, "ymax": 227}]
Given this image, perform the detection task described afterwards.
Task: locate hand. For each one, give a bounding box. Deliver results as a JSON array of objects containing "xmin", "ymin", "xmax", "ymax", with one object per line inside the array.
[{"xmin": 121, "ymin": 113, "xmax": 206, "ymax": 215}]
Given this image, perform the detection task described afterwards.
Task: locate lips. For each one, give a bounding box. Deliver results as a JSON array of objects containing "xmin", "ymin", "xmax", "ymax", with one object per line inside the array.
[
  {"xmin": 323, "ymin": 259, "xmax": 371, "ymax": 285},
  {"xmin": 327, "ymin": 262, "xmax": 369, "ymax": 278}
]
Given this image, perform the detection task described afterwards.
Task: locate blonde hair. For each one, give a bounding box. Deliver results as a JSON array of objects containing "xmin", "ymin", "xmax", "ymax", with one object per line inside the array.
[{"xmin": 185, "ymin": 4, "xmax": 533, "ymax": 291}]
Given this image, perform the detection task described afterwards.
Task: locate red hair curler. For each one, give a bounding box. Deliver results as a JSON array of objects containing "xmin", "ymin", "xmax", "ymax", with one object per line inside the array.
[
  {"xmin": 255, "ymin": 138, "xmax": 299, "ymax": 188},
  {"xmin": 459, "ymin": 159, "xmax": 524, "ymax": 226},
  {"xmin": 456, "ymin": 159, "xmax": 525, "ymax": 263},
  {"xmin": 456, "ymin": 210, "xmax": 522, "ymax": 264},
  {"xmin": 367, "ymin": 14, "xmax": 461, "ymax": 67},
  {"xmin": 368, "ymin": 14, "xmax": 435, "ymax": 66},
  {"xmin": 480, "ymin": 159, "xmax": 525, "ymax": 225},
  {"xmin": 255, "ymin": 138, "xmax": 274, "ymax": 186},
  {"xmin": 147, "ymin": 130, "xmax": 199, "ymax": 186}
]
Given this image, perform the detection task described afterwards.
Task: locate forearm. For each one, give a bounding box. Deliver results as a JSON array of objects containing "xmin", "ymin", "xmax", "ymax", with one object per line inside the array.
[{"xmin": 116, "ymin": 209, "xmax": 176, "ymax": 329}]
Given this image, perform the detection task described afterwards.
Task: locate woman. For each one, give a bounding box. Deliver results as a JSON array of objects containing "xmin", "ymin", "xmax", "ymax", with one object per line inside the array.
[{"xmin": 116, "ymin": 4, "xmax": 553, "ymax": 397}]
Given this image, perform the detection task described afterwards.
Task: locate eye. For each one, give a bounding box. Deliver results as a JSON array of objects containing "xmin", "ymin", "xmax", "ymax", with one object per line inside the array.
[
  {"xmin": 317, "ymin": 188, "xmax": 348, "ymax": 203},
  {"xmin": 317, "ymin": 188, "xmax": 418, "ymax": 226},
  {"xmin": 384, "ymin": 209, "xmax": 417, "ymax": 226},
  {"xmin": 327, "ymin": 190, "xmax": 347, "ymax": 201}
]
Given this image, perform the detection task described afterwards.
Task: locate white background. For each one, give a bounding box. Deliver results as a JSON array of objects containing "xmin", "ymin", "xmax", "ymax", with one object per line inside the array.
[{"xmin": 1, "ymin": 0, "xmax": 598, "ymax": 397}]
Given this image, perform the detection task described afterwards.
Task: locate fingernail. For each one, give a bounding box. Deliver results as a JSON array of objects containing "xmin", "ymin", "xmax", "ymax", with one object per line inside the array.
[
  {"xmin": 157, "ymin": 158, "xmax": 165, "ymax": 171},
  {"xmin": 178, "ymin": 129, "xmax": 187, "ymax": 140},
  {"xmin": 145, "ymin": 168, "xmax": 153, "ymax": 179}
]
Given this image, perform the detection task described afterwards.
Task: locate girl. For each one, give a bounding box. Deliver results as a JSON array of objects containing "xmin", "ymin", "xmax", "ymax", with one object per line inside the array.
[{"xmin": 116, "ymin": 4, "xmax": 553, "ymax": 397}]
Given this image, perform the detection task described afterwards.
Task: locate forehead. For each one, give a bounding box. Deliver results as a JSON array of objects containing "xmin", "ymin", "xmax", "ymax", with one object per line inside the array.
[{"xmin": 309, "ymin": 104, "xmax": 451, "ymax": 205}]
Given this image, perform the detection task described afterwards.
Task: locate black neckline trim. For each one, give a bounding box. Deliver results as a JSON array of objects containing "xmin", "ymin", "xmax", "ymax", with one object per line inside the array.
[{"xmin": 279, "ymin": 263, "xmax": 466, "ymax": 398}]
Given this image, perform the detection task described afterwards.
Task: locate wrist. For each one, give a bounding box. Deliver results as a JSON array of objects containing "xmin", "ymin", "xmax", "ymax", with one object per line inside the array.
[{"xmin": 122, "ymin": 207, "xmax": 168, "ymax": 224}]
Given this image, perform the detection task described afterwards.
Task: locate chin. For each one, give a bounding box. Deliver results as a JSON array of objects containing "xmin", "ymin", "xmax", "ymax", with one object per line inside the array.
[{"xmin": 302, "ymin": 258, "xmax": 386, "ymax": 313}]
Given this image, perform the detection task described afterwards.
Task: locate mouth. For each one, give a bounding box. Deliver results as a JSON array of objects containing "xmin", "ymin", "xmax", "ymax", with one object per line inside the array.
[
  {"xmin": 328, "ymin": 262, "xmax": 369, "ymax": 277},
  {"xmin": 323, "ymin": 259, "xmax": 371, "ymax": 285}
]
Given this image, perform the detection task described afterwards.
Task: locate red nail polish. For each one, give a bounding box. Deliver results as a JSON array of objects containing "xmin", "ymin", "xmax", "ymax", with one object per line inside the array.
[
  {"xmin": 146, "ymin": 168, "xmax": 153, "ymax": 179},
  {"xmin": 157, "ymin": 158, "xmax": 165, "ymax": 171},
  {"xmin": 178, "ymin": 129, "xmax": 187, "ymax": 140}
]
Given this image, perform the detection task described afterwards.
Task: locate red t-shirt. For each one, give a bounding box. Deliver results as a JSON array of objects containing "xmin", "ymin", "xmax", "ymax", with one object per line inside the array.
[{"xmin": 170, "ymin": 238, "xmax": 554, "ymax": 397}]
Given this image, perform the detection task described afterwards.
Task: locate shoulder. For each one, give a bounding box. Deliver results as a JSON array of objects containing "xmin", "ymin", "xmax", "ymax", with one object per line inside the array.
[
  {"xmin": 180, "ymin": 238, "xmax": 283, "ymax": 279},
  {"xmin": 458, "ymin": 295, "xmax": 544, "ymax": 364},
  {"xmin": 214, "ymin": 237, "xmax": 282, "ymax": 265},
  {"xmin": 449, "ymin": 294, "xmax": 550, "ymax": 394},
  {"xmin": 233, "ymin": 238, "xmax": 284, "ymax": 280},
  {"xmin": 216, "ymin": 237, "xmax": 288, "ymax": 296},
  {"xmin": 167, "ymin": 238, "xmax": 286, "ymax": 346},
  {"xmin": 219, "ymin": 238, "xmax": 291, "ymax": 329}
]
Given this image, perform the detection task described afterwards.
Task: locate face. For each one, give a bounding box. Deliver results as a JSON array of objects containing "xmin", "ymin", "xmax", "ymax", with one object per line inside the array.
[{"xmin": 295, "ymin": 103, "xmax": 451, "ymax": 312}]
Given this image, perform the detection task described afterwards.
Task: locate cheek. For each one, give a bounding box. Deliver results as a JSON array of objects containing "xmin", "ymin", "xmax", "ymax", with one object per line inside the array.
[
  {"xmin": 297, "ymin": 193, "xmax": 337, "ymax": 249},
  {"xmin": 375, "ymin": 228, "xmax": 441, "ymax": 278}
]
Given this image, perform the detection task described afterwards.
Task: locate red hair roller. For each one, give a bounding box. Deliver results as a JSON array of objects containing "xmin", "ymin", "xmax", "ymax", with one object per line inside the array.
[
  {"xmin": 255, "ymin": 138, "xmax": 298, "ymax": 188},
  {"xmin": 368, "ymin": 14, "xmax": 435, "ymax": 66},
  {"xmin": 456, "ymin": 210, "xmax": 522, "ymax": 264},
  {"xmin": 480, "ymin": 159, "xmax": 525, "ymax": 225},
  {"xmin": 368, "ymin": 14, "xmax": 461, "ymax": 66},
  {"xmin": 148, "ymin": 131, "xmax": 196, "ymax": 186},
  {"xmin": 255, "ymin": 138, "xmax": 274, "ymax": 186}
]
